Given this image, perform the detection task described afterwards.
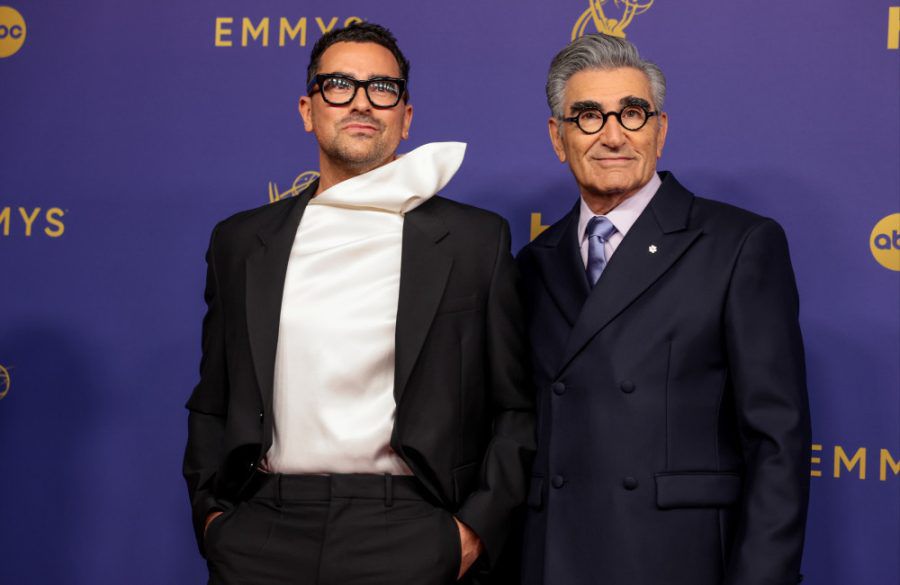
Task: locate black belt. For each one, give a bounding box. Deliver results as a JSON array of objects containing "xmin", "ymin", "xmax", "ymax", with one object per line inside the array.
[{"xmin": 251, "ymin": 473, "xmax": 433, "ymax": 507}]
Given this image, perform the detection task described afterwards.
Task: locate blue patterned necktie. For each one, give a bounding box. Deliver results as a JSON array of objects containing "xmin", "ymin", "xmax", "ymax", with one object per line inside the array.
[{"xmin": 585, "ymin": 216, "xmax": 617, "ymax": 287}]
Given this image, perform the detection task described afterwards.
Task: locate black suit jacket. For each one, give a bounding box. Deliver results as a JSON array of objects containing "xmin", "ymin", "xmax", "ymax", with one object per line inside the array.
[
  {"xmin": 516, "ymin": 172, "xmax": 810, "ymax": 585},
  {"xmin": 183, "ymin": 182, "xmax": 535, "ymax": 568}
]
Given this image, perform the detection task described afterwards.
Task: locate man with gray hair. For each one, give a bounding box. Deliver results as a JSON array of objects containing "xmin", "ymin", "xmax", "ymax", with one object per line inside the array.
[{"xmin": 516, "ymin": 33, "xmax": 810, "ymax": 585}]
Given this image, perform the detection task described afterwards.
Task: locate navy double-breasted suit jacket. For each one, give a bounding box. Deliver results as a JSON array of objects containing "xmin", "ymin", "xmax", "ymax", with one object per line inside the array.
[{"xmin": 516, "ymin": 172, "xmax": 810, "ymax": 585}]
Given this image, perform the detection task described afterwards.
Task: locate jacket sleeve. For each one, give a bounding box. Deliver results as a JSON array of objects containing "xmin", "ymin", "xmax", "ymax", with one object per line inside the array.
[
  {"xmin": 182, "ymin": 224, "xmax": 231, "ymax": 556},
  {"xmin": 722, "ymin": 219, "xmax": 811, "ymax": 585},
  {"xmin": 456, "ymin": 218, "xmax": 537, "ymax": 567}
]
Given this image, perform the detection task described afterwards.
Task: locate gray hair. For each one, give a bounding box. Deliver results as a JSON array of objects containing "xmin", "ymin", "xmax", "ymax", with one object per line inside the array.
[{"xmin": 546, "ymin": 34, "xmax": 666, "ymax": 119}]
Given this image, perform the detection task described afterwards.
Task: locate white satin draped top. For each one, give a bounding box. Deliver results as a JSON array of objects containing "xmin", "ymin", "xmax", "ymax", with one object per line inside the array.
[{"xmin": 263, "ymin": 142, "xmax": 466, "ymax": 475}]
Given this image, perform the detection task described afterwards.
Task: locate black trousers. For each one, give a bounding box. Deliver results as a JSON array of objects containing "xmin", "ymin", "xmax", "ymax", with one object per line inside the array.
[{"xmin": 205, "ymin": 474, "xmax": 462, "ymax": 585}]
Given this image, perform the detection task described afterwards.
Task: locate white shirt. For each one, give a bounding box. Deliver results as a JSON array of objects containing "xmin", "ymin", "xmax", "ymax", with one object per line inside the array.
[{"xmin": 263, "ymin": 142, "xmax": 466, "ymax": 475}]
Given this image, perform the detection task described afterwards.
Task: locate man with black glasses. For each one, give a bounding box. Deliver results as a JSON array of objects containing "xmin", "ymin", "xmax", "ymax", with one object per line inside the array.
[
  {"xmin": 517, "ymin": 34, "xmax": 811, "ymax": 585},
  {"xmin": 184, "ymin": 22, "xmax": 534, "ymax": 585}
]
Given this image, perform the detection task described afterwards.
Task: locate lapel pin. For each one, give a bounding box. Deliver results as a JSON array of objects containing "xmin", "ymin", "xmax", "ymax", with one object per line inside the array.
[{"xmin": 648, "ymin": 245, "xmax": 658, "ymax": 254}]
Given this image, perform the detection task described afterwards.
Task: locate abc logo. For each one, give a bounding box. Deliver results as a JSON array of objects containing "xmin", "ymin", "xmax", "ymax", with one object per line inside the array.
[
  {"xmin": 869, "ymin": 213, "xmax": 900, "ymax": 271},
  {"xmin": 0, "ymin": 6, "xmax": 26, "ymax": 58}
]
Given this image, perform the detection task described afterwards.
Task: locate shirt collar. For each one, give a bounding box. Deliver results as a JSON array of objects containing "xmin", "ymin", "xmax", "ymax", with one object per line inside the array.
[
  {"xmin": 578, "ymin": 172, "xmax": 662, "ymax": 242},
  {"xmin": 310, "ymin": 142, "xmax": 466, "ymax": 215}
]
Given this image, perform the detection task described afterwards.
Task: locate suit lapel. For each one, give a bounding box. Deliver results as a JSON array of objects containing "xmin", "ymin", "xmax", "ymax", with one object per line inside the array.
[
  {"xmin": 394, "ymin": 199, "xmax": 452, "ymax": 404},
  {"xmin": 559, "ymin": 173, "xmax": 703, "ymax": 374},
  {"xmin": 245, "ymin": 182, "xmax": 316, "ymax": 414},
  {"xmin": 531, "ymin": 203, "xmax": 590, "ymax": 326}
]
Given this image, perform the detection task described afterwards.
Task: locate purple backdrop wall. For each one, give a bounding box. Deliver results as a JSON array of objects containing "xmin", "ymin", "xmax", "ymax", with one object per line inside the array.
[{"xmin": 1, "ymin": 1, "xmax": 898, "ymax": 583}]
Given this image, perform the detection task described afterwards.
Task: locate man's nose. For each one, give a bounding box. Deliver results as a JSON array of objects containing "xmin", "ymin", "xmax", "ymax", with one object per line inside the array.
[
  {"xmin": 598, "ymin": 115, "xmax": 627, "ymax": 148},
  {"xmin": 348, "ymin": 87, "xmax": 372, "ymax": 112}
]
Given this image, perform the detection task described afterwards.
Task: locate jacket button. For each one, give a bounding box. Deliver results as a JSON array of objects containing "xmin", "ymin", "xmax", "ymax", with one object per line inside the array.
[
  {"xmin": 258, "ymin": 410, "xmax": 264, "ymax": 424},
  {"xmin": 551, "ymin": 382, "xmax": 566, "ymax": 395},
  {"xmin": 620, "ymin": 380, "xmax": 635, "ymax": 393},
  {"xmin": 551, "ymin": 475, "xmax": 566, "ymax": 489},
  {"xmin": 622, "ymin": 476, "xmax": 639, "ymax": 490},
  {"xmin": 249, "ymin": 461, "xmax": 256, "ymax": 470}
]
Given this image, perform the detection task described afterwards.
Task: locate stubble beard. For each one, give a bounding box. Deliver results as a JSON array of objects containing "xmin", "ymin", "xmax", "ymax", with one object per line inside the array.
[
  {"xmin": 324, "ymin": 134, "xmax": 393, "ymax": 174},
  {"xmin": 321, "ymin": 115, "xmax": 396, "ymax": 176}
]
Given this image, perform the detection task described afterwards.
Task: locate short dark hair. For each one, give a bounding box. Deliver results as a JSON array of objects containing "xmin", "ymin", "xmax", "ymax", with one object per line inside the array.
[{"xmin": 306, "ymin": 22, "xmax": 411, "ymax": 88}]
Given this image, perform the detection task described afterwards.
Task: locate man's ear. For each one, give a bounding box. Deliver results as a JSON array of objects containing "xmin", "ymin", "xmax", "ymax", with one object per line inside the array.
[
  {"xmin": 299, "ymin": 96, "xmax": 314, "ymax": 133},
  {"xmin": 548, "ymin": 117, "xmax": 567, "ymax": 163},
  {"xmin": 401, "ymin": 103, "xmax": 413, "ymax": 140},
  {"xmin": 655, "ymin": 111, "xmax": 668, "ymax": 158}
]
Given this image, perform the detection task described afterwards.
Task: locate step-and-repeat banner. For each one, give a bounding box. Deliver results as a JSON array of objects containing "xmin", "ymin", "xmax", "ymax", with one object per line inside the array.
[{"xmin": 1, "ymin": 1, "xmax": 898, "ymax": 583}]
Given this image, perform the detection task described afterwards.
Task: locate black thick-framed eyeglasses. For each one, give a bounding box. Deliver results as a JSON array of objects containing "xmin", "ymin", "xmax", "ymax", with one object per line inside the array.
[
  {"xmin": 562, "ymin": 105, "xmax": 658, "ymax": 134},
  {"xmin": 306, "ymin": 73, "xmax": 407, "ymax": 108}
]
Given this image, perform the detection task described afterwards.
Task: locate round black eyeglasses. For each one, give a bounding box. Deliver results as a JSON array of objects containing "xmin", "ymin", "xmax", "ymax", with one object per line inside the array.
[
  {"xmin": 562, "ymin": 105, "xmax": 658, "ymax": 134},
  {"xmin": 306, "ymin": 73, "xmax": 407, "ymax": 108}
]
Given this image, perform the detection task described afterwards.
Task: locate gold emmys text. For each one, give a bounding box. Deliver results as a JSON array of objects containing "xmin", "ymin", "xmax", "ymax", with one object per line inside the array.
[
  {"xmin": 214, "ymin": 16, "xmax": 364, "ymax": 48},
  {"xmin": 0, "ymin": 207, "xmax": 65, "ymax": 237},
  {"xmin": 812, "ymin": 444, "xmax": 900, "ymax": 482}
]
